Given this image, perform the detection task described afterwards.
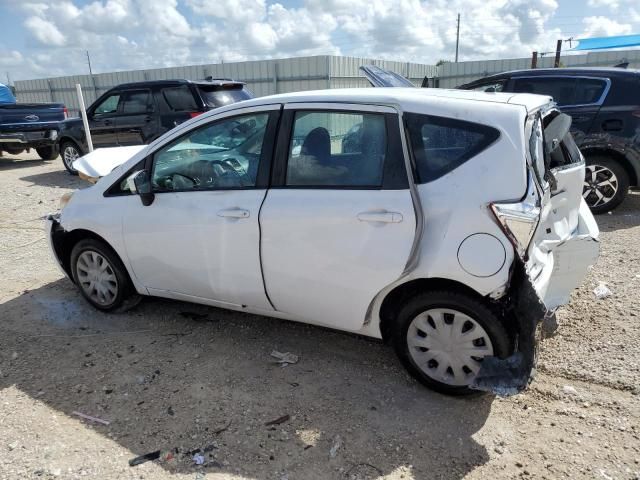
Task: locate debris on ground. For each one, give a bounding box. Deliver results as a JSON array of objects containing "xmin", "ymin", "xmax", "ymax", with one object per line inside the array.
[
  {"xmin": 71, "ymin": 411, "xmax": 110, "ymax": 425},
  {"xmin": 271, "ymin": 350, "xmax": 299, "ymax": 366},
  {"xmin": 265, "ymin": 414, "xmax": 290, "ymax": 426},
  {"xmin": 129, "ymin": 450, "xmax": 161, "ymax": 466},
  {"xmin": 213, "ymin": 420, "xmax": 232, "ymax": 435},
  {"xmin": 593, "ymin": 283, "xmax": 612, "ymax": 299},
  {"xmin": 193, "ymin": 453, "xmax": 205, "ymax": 465},
  {"xmin": 562, "ymin": 385, "xmax": 579, "ymax": 396},
  {"xmin": 329, "ymin": 434, "xmax": 343, "ymax": 458}
]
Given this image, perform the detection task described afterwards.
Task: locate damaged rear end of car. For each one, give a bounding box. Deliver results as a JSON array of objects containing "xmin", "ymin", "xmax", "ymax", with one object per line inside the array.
[{"xmin": 472, "ymin": 101, "xmax": 600, "ymax": 395}]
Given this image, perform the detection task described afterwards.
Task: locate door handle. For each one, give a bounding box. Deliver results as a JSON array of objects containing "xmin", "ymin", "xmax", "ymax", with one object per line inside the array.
[
  {"xmin": 357, "ymin": 211, "xmax": 403, "ymax": 223},
  {"xmin": 103, "ymin": 119, "xmax": 112, "ymax": 126},
  {"xmin": 144, "ymin": 115, "xmax": 152, "ymax": 123},
  {"xmin": 217, "ymin": 208, "xmax": 250, "ymax": 218}
]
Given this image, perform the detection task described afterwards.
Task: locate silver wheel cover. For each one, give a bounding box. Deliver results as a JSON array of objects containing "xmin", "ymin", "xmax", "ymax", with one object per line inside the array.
[
  {"xmin": 583, "ymin": 164, "xmax": 618, "ymax": 208},
  {"xmin": 407, "ymin": 308, "xmax": 494, "ymax": 387},
  {"xmin": 76, "ymin": 250, "xmax": 118, "ymax": 305},
  {"xmin": 63, "ymin": 146, "xmax": 79, "ymax": 170}
]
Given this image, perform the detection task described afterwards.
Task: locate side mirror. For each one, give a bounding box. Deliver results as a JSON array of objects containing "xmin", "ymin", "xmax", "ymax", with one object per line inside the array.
[{"xmin": 126, "ymin": 170, "xmax": 155, "ymax": 206}]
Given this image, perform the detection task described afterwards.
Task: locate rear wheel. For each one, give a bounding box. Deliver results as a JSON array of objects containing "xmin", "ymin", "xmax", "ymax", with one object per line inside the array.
[
  {"xmin": 393, "ymin": 290, "xmax": 511, "ymax": 395},
  {"xmin": 60, "ymin": 141, "xmax": 81, "ymax": 175},
  {"xmin": 583, "ymin": 156, "xmax": 629, "ymax": 214},
  {"xmin": 36, "ymin": 146, "xmax": 58, "ymax": 160},
  {"xmin": 70, "ymin": 239, "xmax": 133, "ymax": 311}
]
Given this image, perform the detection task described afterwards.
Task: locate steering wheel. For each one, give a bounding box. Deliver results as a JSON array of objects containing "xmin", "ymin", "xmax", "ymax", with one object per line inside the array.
[
  {"xmin": 167, "ymin": 172, "xmax": 198, "ymax": 189},
  {"xmin": 209, "ymin": 159, "xmax": 251, "ymax": 186}
]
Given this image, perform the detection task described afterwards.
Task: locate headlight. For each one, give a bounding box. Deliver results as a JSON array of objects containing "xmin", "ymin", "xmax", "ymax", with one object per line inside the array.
[{"xmin": 59, "ymin": 191, "xmax": 74, "ymax": 209}]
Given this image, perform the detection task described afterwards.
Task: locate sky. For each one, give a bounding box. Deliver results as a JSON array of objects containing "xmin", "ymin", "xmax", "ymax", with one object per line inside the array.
[{"xmin": 0, "ymin": 0, "xmax": 639, "ymax": 82}]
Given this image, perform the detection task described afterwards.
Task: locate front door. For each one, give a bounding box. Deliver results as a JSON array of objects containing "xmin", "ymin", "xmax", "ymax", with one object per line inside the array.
[
  {"xmin": 122, "ymin": 105, "xmax": 280, "ymax": 310},
  {"xmin": 260, "ymin": 104, "xmax": 417, "ymax": 331},
  {"xmin": 88, "ymin": 92, "xmax": 120, "ymax": 147},
  {"xmin": 116, "ymin": 89, "xmax": 158, "ymax": 146}
]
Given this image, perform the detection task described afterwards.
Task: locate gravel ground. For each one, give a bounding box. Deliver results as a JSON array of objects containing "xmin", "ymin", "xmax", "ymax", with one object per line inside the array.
[{"xmin": 0, "ymin": 152, "xmax": 638, "ymax": 480}]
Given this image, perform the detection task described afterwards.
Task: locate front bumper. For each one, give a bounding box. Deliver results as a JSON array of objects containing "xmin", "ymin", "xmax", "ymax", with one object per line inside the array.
[{"xmin": 45, "ymin": 213, "xmax": 69, "ymax": 279}]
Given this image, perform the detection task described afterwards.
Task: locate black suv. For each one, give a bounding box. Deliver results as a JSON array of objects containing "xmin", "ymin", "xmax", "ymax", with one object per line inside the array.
[
  {"xmin": 458, "ymin": 68, "xmax": 640, "ymax": 213},
  {"xmin": 57, "ymin": 79, "xmax": 252, "ymax": 174}
]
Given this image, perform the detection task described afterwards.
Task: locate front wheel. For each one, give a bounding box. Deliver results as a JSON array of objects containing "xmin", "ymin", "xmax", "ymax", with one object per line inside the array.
[
  {"xmin": 36, "ymin": 146, "xmax": 58, "ymax": 160},
  {"xmin": 70, "ymin": 239, "xmax": 133, "ymax": 311},
  {"xmin": 60, "ymin": 141, "xmax": 81, "ymax": 175},
  {"xmin": 583, "ymin": 156, "xmax": 629, "ymax": 214},
  {"xmin": 393, "ymin": 291, "xmax": 511, "ymax": 395}
]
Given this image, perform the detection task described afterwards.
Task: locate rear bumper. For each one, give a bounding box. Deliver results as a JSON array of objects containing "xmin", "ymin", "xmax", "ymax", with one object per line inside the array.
[
  {"xmin": 0, "ymin": 128, "xmax": 59, "ymax": 148},
  {"xmin": 472, "ymin": 200, "xmax": 599, "ymax": 395}
]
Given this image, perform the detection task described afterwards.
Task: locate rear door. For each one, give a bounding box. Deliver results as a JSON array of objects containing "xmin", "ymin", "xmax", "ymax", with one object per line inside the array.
[
  {"xmin": 526, "ymin": 111, "xmax": 599, "ymax": 310},
  {"xmin": 260, "ymin": 103, "xmax": 416, "ymax": 331},
  {"xmin": 156, "ymin": 84, "xmax": 201, "ymax": 135},
  {"xmin": 115, "ymin": 89, "xmax": 158, "ymax": 145}
]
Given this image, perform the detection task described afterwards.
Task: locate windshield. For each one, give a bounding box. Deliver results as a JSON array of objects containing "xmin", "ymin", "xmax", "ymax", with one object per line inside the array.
[{"xmin": 197, "ymin": 86, "xmax": 252, "ymax": 108}]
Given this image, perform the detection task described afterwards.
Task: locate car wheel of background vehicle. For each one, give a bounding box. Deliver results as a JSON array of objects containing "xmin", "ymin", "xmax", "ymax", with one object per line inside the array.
[
  {"xmin": 70, "ymin": 239, "xmax": 133, "ymax": 312},
  {"xmin": 583, "ymin": 156, "xmax": 629, "ymax": 214},
  {"xmin": 60, "ymin": 141, "xmax": 81, "ymax": 175},
  {"xmin": 393, "ymin": 290, "xmax": 511, "ymax": 396},
  {"xmin": 36, "ymin": 146, "xmax": 58, "ymax": 161}
]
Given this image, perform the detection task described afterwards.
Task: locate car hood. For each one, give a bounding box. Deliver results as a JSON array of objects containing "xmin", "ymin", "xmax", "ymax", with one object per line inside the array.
[{"xmin": 73, "ymin": 145, "xmax": 146, "ymax": 181}]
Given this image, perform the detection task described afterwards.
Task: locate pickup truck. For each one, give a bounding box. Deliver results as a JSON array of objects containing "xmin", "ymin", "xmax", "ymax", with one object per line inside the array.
[{"xmin": 0, "ymin": 83, "xmax": 67, "ymax": 160}]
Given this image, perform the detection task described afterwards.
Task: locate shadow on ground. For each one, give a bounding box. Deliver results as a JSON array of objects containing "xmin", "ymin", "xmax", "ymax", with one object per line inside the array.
[
  {"xmin": 0, "ymin": 156, "xmax": 47, "ymax": 170},
  {"xmin": 20, "ymin": 168, "xmax": 84, "ymax": 189},
  {"xmin": 593, "ymin": 190, "xmax": 640, "ymax": 232},
  {"xmin": 0, "ymin": 280, "xmax": 494, "ymax": 479}
]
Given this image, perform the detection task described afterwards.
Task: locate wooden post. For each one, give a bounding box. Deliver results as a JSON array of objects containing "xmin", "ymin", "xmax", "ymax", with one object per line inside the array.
[
  {"xmin": 554, "ymin": 40, "xmax": 562, "ymax": 68},
  {"xmin": 531, "ymin": 51, "xmax": 538, "ymax": 69}
]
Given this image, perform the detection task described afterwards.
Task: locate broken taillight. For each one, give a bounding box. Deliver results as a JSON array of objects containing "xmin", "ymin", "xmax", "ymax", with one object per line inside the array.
[
  {"xmin": 63, "ymin": 107, "xmax": 68, "ymax": 120},
  {"xmin": 490, "ymin": 170, "xmax": 541, "ymax": 260},
  {"xmin": 189, "ymin": 111, "xmax": 204, "ymax": 118}
]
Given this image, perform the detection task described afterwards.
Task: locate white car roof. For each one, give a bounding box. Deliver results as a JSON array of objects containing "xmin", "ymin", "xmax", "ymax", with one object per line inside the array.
[{"xmin": 211, "ymin": 88, "xmax": 553, "ymax": 117}]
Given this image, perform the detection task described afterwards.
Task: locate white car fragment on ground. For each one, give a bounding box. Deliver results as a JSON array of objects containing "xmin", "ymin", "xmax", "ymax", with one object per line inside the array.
[{"xmin": 47, "ymin": 87, "xmax": 599, "ymax": 395}]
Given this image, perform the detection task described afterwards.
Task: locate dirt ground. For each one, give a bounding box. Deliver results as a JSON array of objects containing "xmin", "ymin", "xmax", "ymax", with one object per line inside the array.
[{"xmin": 0, "ymin": 151, "xmax": 638, "ymax": 480}]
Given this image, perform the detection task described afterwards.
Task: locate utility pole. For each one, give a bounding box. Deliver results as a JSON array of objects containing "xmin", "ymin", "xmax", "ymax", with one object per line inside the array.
[
  {"xmin": 86, "ymin": 50, "xmax": 93, "ymax": 75},
  {"xmin": 5, "ymin": 71, "xmax": 10, "ymax": 86},
  {"xmin": 455, "ymin": 13, "xmax": 461, "ymax": 63},
  {"xmin": 554, "ymin": 39, "xmax": 562, "ymax": 68},
  {"xmin": 531, "ymin": 51, "xmax": 538, "ymax": 69}
]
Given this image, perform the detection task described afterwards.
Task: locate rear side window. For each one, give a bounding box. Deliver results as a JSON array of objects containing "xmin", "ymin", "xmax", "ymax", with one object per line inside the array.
[
  {"xmin": 162, "ymin": 85, "xmax": 198, "ymax": 111},
  {"xmin": 574, "ymin": 78, "xmax": 607, "ymax": 105},
  {"xmin": 405, "ymin": 113, "xmax": 500, "ymax": 183},
  {"xmin": 198, "ymin": 86, "xmax": 252, "ymax": 108},
  {"xmin": 512, "ymin": 77, "xmax": 576, "ymax": 106},
  {"xmin": 121, "ymin": 90, "xmax": 152, "ymax": 114}
]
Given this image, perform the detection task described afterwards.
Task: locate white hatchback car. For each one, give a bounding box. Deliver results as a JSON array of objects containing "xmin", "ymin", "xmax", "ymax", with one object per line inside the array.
[{"xmin": 47, "ymin": 88, "xmax": 599, "ymax": 395}]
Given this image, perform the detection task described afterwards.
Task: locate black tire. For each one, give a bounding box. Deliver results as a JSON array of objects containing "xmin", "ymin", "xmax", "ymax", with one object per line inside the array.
[
  {"xmin": 584, "ymin": 155, "xmax": 629, "ymax": 214},
  {"xmin": 70, "ymin": 239, "xmax": 133, "ymax": 312},
  {"xmin": 36, "ymin": 146, "xmax": 58, "ymax": 161},
  {"xmin": 60, "ymin": 141, "xmax": 82, "ymax": 175},
  {"xmin": 392, "ymin": 290, "xmax": 511, "ymax": 396},
  {"xmin": 4, "ymin": 147, "xmax": 25, "ymax": 155}
]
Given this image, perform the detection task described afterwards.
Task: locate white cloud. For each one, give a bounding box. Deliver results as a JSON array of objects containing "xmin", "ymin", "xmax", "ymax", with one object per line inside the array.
[
  {"xmin": 5, "ymin": 0, "xmax": 640, "ymax": 82},
  {"xmin": 23, "ymin": 16, "xmax": 67, "ymax": 46}
]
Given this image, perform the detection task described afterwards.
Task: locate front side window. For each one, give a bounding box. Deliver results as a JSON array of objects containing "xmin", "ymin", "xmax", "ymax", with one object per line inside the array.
[
  {"xmin": 405, "ymin": 113, "xmax": 500, "ymax": 183},
  {"xmin": 151, "ymin": 112, "xmax": 269, "ymax": 191},
  {"xmin": 286, "ymin": 111, "xmax": 387, "ymax": 187},
  {"xmin": 512, "ymin": 77, "xmax": 577, "ymax": 106},
  {"xmin": 94, "ymin": 94, "xmax": 120, "ymax": 115},
  {"xmin": 121, "ymin": 90, "xmax": 152, "ymax": 114}
]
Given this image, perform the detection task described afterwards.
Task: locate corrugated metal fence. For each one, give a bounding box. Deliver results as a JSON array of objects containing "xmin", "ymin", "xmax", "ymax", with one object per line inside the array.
[
  {"xmin": 14, "ymin": 56, "xmax": 436, "ymax": 116},
  {"xmin": 13, "ymin": 49, "xmax": 640, "ymax": 114}
]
